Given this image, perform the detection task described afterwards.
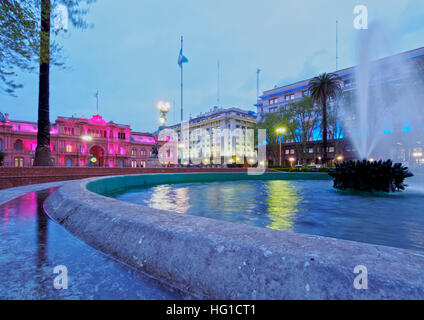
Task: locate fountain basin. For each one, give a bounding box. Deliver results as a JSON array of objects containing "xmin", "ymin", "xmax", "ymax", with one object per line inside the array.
[{"xmin": 45, "ymin": 172, "xmax": 424, "ymax": 299}]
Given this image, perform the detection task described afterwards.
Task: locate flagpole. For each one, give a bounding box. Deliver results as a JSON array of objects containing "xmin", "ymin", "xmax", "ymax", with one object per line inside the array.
[{"xmin": 180, "ymin": 36, "xmax": 184, "ymax": 122}]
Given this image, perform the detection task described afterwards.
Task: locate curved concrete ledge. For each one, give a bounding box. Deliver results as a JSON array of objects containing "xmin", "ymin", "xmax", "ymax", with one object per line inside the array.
[{"xmin": 45, "ymin": 173, "xmax": 424, "ymax": 299}]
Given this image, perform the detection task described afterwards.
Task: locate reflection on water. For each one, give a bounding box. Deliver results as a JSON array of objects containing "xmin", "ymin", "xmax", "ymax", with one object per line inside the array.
[
  {"xmin": 149, "ymin": 185, "xmax": 191, "ymax": 213},
  {"xmin": 0, "ymin": 189, "xmax": 183, "ymax": 300},
  {"xmin": 265, "ymin": 181, "xmax": 300, "ymax": 231},
  {"xmin": 113, "ymin": 180, "xmax": 424, "ymax": 252}
]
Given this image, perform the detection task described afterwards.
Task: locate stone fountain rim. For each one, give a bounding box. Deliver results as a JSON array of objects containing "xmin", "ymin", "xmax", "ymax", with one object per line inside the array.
[{"xmin": 44, "ymin": 172, "xmax": 424, "ymax": 299}]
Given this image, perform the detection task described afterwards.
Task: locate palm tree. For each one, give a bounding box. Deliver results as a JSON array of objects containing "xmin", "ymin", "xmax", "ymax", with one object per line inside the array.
[{"xmin": 309, "ymin": 73, "xmax": 341, "ymax": 165}]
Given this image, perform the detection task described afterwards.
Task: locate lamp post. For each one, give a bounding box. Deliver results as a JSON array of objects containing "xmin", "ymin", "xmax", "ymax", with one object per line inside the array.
[
  {"xmin": 157, "ymin": 100, "xmax": 171, "ymax": 131},
  {"xmin": 276, "ymin": 127, "xmax": 286, "ymax": 167}
]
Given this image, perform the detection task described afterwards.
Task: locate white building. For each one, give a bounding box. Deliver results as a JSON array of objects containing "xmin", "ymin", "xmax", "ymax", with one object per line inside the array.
[{"xmin": 166, "ymin": 106, "xmax": 257, "ymax": 166}]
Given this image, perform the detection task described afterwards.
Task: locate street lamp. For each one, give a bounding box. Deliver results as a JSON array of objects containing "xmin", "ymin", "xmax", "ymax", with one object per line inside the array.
[
  {"xmin": 81, "ymin": 135, "xmax": 92, "ymax": 142},
  {"xmin": 157, "ymin": 100, "xmax": 171, "ymax": 131},
  {"xmin": 276, "ymin": 127, "xmax": 286, "ymax": 167},
  {"xmin": 336, "ymin": 155, "xmax": 344, "ymax": 162}
]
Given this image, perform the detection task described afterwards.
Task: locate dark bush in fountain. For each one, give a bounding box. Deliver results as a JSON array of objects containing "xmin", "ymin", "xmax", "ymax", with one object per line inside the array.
[{"xmin": 329, "ymin": 159, "xmax": 414, "ymax": 192}]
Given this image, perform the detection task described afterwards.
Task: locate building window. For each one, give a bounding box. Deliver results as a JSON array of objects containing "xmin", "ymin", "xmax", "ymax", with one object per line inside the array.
[
  {"xmin": 118, "ymin": 132, "xmax": 126, "ymax": 140},
  {"xmin": 0, "ymin": 138, "xmax": 2, "ymax": 151},
  {"xmin": 141, "ymin": 149, "xmax": 146, "ymax": 156},
  {"xmin": 66, "ymin": 144, "xmax": 73, "ymax": 153},
  {"xmin": 65, "ymin": 158, "xmax": 72, "ymax": 167},
  {"xmin": 119, "ymin": 160, "xmax": 124, "ymax": 168},
  {"xmin": 14, "ymin": 139, "xmax": 23, "ymax": 151},
  {"xmin": 131, "ymin": 149, "xmax": 137, "ymax": 157},
  {"xmin": 308, "ymin": 148, "xmax": 314, "ymax": 154},
  {"xmin": 64, "ymin": 127, "xmax": 75, "ymax": 135},
  {"xmin": 290, "ymin": 149, "xmax": 295, "ymax": 154},
  {"xmin": 328, "ymin": 147, "xmax": 335, "ymax": 153},
  {"xmin": 131, "ymin": 160, "xmax": 137, "ymax": 168},
  {"xmin": 140, "ymin": 160, "xmax": 146, "ymax": 168},
  {"xmin": 14, "ymin": 157, "xmax": 24, "ymax": 167},
  {"xmin": 285, "ymin": 149, "xmax": 290, "ymax": 155}
]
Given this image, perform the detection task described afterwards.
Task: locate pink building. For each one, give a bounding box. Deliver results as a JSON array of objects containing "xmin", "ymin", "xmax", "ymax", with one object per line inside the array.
[{"xmin": 0, "ymin": 112, "xmax": 159, "ymax": 168}]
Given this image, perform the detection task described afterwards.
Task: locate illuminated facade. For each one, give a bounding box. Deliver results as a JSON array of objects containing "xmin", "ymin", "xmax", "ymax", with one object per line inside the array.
[
  {"xmin": 0, "ymin": 113, "xmax": 159, "ymax": 168},
  {"xmin": 255, "ymin": 46, "xmax": 424, "ymax": 166},
  {"xmin": 166, "ymin": 106, "xmax": 257, "ymax": 166}
]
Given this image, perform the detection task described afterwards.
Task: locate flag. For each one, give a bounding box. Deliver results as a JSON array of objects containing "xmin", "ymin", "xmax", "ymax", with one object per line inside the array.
[{"xmin": 178, "ymin": 48, "xmax": 188, "ymax": 67}]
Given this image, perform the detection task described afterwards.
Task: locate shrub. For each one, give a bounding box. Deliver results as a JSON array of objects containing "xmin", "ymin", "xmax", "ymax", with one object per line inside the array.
[
  {"xmin": 0, "ymin": 151, "xmax": 7, "ymax": 166},
  {"xmin": 328, "ymin": 159, "xmax": 414, "ymax": 192}
]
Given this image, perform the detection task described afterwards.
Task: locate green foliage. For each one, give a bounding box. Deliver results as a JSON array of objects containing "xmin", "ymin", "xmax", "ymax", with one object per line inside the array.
[
  {"xmin": 0, "ymin": 0, "xmax": 38, "ymax": 94},
  {"xmin": 256, "ymin": 112, "xmax": 290, "ymax": 165},
  {"xmin": 309, "ymin": 73, "xmax": 342, "ymax": 164},
  {"xmin": 282, "ymin": 96, "xmax": 321, "ymax": 164},
  {"xmin": 309, "ymin": 73, "xmax": 342, "ymax": 106},
  {"xmin": 0, "ymin": 151, "xmax": 7, "ymax": 165},
  {"xmin": 0, "ymin": 0, "xmax": 96, "ymax": 95},
  {"xmin": 329, "ymin": 160, "xmax": 414, "ymax": 192}
]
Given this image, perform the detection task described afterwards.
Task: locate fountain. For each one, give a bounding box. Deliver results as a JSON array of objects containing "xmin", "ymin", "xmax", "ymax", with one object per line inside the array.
[
  {"xmin": 340, "ymin": 24, "xmax": 424, "ymax": 163},
  {"xmin": 335, "ymin": 24, "xmax": 423, "ymax": 191}
]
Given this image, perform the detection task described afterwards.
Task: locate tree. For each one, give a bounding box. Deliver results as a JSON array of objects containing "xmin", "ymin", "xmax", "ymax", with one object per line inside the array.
[
  {"xmin": 256, "ymin": 113, "xmax": 288, "ymax": 166},
  {"xmin": 1, "ymin": 1, "xmax": 95, "ymax": 166},
  {"xmin": 0, "ymin": 1, "xmax": 38, "ymax": 95},
  {"xmin": 309, "ymin": 73, "xmax": 342, "ymax": 165},
  {"xmin": 35, "ymin": 0, "xmax": 95, "ymax": 166},
  {"xmin": 282, "ymin": 96, "xmax": 321, "ymax": 165}
]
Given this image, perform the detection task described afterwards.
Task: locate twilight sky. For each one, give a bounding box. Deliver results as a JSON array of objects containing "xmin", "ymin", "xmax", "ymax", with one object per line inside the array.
[{"xmin": 1, "ymin": 0, "xmax": 423, "ymax": 132}]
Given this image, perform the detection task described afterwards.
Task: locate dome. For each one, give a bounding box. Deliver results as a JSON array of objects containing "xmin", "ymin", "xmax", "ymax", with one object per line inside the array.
[{"xmin": 0, "ymin": 112, "xmax": 6, "ymax": 122}]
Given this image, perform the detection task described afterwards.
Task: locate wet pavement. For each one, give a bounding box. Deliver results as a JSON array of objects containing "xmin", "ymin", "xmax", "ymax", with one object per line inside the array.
[{"xmin": 0, "ymin": 188, "xmax": 184, "ymax": 300}]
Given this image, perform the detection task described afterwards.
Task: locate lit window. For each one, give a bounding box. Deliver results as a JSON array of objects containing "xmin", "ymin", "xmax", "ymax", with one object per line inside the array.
[
  {"xmin": 131, "ymin": 160, "xmax": 137, "ymax": 168},
  {"xmin": 328, "ymin": 147, "xmax": 335, "ymax": 153},
  {"xmin": 14, "ymin": 157, "xmax": 24, "ymax": 167},
  {"xmin": 66, "ymin": 144, "xmax": 73, "ymax": 153}
]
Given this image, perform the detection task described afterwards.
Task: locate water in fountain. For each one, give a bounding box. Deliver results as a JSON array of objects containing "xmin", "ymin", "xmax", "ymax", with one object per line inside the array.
[{"xmin": 340, "ymin": 23, "xmax": 424, "ymax": 164}]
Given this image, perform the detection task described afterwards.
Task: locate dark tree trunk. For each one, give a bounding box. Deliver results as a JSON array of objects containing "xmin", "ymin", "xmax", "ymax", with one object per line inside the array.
[
  {"xmin": 322, "ymin": 100, "xmax": 328, "ymax": 165},
  {"xmin": 34, "ymin": 0, "xmax": 51, "ymax": 166}
]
